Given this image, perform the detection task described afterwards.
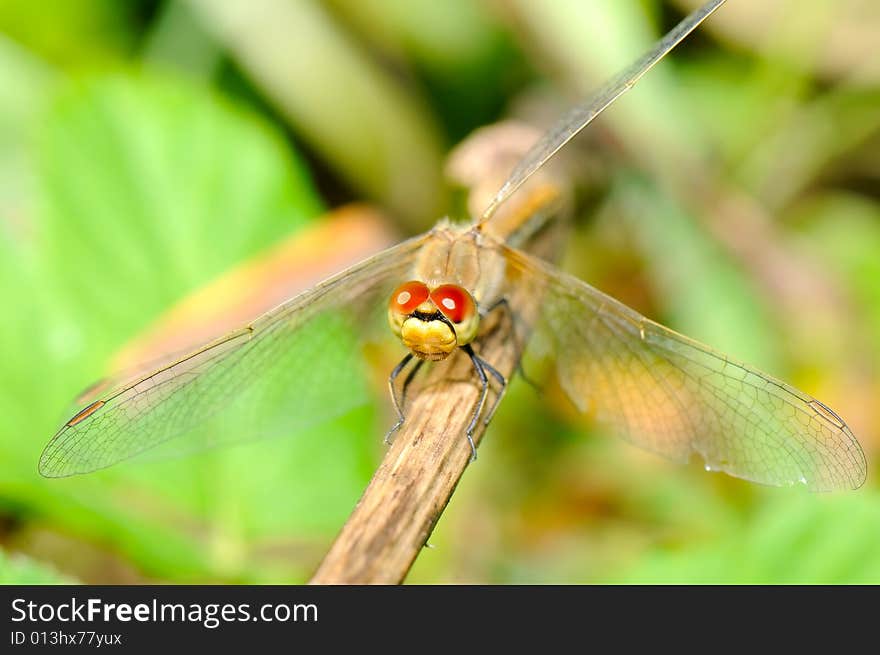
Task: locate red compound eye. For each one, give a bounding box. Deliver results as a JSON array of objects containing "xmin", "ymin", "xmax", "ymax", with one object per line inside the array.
[
  {"xmin": 389, "ymin": 281, "xmax": 429, "ymax": 314},
  {"xmin": 430, "ymin": 284, "xmax": 476, "ymax": 324}
]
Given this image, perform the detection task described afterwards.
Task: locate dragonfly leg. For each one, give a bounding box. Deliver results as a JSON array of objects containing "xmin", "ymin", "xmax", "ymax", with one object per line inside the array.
[
  {"xmin": 475, "ymin": 355, "xmax": 507, "ymax": 426},
  {"xmin": 400, "ymin": 358, "xmax": 425, "ymax": 409},
  {"xmin": 463, "ymin": 345, "xmax": 490, "ymax": 462},
  {"xmin": 385, "ymin": 353, "xmax": 414, "ymax": 445},
  {"xmin": 481, "ymin": 297, "xmax": 541, "ymax": 392}
]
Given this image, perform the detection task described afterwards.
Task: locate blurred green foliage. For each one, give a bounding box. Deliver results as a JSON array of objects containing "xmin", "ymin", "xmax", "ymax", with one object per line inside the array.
[{"xmin": 1, "ymin": 0, "xmax": 878, "ymax": 584}]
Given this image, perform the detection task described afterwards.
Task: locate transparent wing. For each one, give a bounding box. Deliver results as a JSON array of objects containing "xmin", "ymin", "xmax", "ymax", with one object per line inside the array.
[
  {"xmin": 479, "ymin": 0, "xmax": 726, "ymax": 222},
  {"xmin": 503, "ymin": 245, "xmax": 867, "ymax": 491},
  {"xmin": 39, "ymin": 233, "xmax": 429, "ymax": 477}
]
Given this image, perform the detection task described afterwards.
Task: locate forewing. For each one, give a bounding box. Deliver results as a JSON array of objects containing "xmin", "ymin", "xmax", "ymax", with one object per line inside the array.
[
  {"xmin": 479, "ymin": 0, "xmax": 726, "ymax": 222},
  {"xmin": 39, "ymin": 234, "xmax": 429, "ymax": 477},
  {"xmin": 503, "ymin": 246, "xmax": 866, "ymax": 491}
]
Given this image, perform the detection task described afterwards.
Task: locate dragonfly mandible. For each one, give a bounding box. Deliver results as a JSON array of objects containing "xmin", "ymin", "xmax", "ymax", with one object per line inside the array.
[{"xmin": 39, "ymin": 0, "xmax": 867, "ymax": 491}]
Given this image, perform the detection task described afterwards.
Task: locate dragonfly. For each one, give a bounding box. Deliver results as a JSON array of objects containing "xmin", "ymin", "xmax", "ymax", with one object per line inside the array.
[{"xmin": 39, "ymin": 0, "xmax": 867, "ymax": 491}]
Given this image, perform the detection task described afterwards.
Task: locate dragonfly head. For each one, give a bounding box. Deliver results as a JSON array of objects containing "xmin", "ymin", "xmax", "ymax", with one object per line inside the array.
[{"xmin": 388, "ymin": 281, "xmax": 479, "ymax": 361}]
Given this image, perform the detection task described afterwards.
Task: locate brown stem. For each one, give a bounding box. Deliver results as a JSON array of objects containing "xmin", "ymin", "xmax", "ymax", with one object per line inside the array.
[{"xmin": 308, "ymin": 311, "xmax": 521, "ymax": 584}]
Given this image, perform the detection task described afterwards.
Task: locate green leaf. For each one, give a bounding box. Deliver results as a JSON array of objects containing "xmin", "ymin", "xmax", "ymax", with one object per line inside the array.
[
  {"xmin": 35, "ymin": 73, "xmax": 323, "ymax": 322},
  {"xmin": 0, "ymin": 0, "xmax": 139, "ymax": 68},
  {"xmin": 0, "ymin": 549, "xmax": 74, "ymax": 584},
  {"xmin": 606, "ymin": 491, "xmax": 880, "ymax": 584},
  {"xmin": 1, "ymin": 72, "xmax": 377, "ymax": 582}
]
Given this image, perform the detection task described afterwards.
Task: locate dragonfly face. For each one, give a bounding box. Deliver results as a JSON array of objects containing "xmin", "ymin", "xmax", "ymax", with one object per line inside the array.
[
  {"xmin": 38, "ymin": 0, "xmax": 868, "ymax": 490},
  {"xmin": 387, "ymin": 280, "xmax": 479, "ymax": 361}
]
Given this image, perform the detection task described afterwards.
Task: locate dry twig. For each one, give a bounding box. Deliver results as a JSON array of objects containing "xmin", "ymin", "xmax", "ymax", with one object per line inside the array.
[{"xmin": 309, "ymin": 308, "xmax": 524, "ymax": 584}]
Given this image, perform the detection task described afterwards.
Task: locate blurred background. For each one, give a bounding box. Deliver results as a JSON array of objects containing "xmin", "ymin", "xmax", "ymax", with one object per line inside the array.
[{"xmin": 1, "ymin": 0, "xmax": 879, "ymax": 584}]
